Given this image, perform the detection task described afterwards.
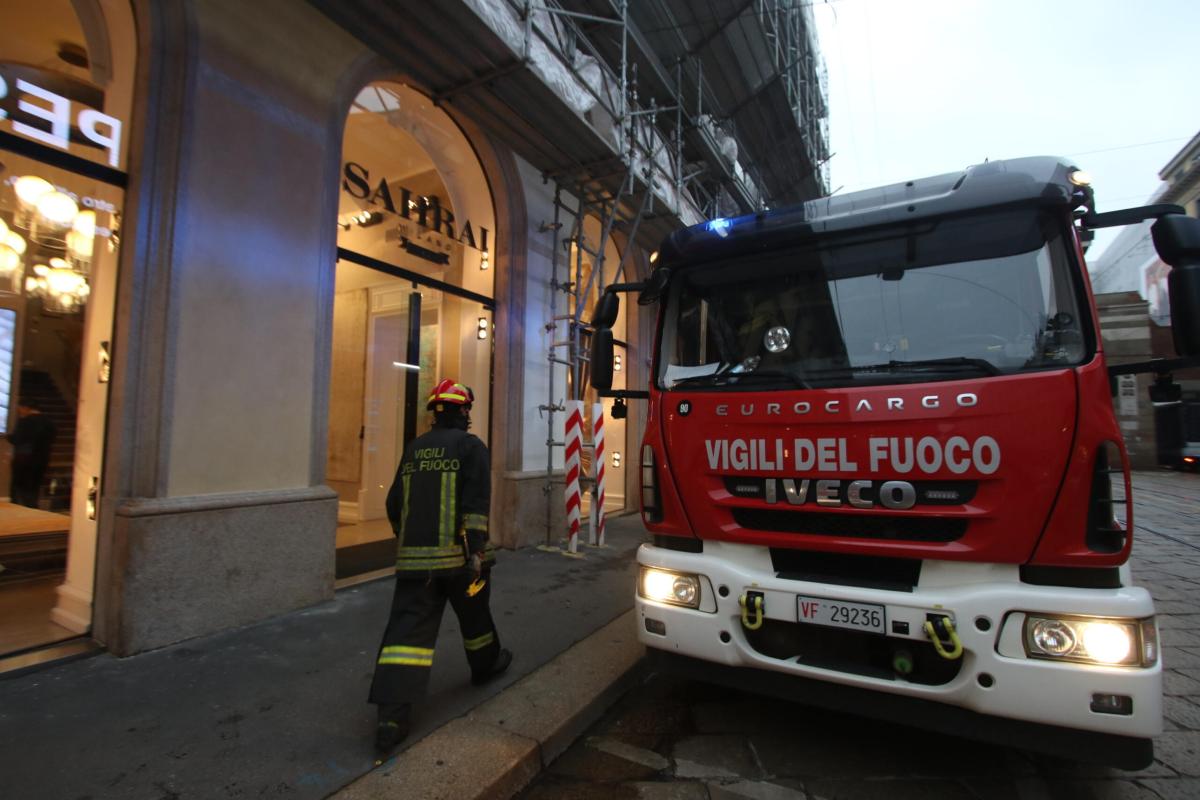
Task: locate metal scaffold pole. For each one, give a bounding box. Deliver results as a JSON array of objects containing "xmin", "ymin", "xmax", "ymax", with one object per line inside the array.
[{"xmin": 541, "ymin": 184, "xmax": 565, "ymax": 546}]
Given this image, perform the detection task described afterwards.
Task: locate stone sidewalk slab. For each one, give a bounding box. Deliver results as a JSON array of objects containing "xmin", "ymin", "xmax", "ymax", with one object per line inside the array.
[{"xmin": 333, "ymin": 610, "xmax": 645, "ymax": 800}]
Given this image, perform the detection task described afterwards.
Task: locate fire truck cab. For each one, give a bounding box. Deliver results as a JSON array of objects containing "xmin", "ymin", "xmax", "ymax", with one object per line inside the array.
[{"xmin": 590, "ymin": 157, "xmax": 1200, "ymax": 769}]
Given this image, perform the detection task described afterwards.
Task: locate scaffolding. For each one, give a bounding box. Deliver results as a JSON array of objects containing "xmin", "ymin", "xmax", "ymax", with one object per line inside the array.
[
  {"xmin": 756, "ymin": 0, "xmax": 832, "ymax": 195},
  {"xmin": 471, "ymin": 0, "xmax": 829, "ymax": 544}
]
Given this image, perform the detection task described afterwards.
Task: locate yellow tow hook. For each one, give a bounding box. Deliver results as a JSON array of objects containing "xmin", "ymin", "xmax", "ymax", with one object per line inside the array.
[
  {"xmin": 739, "ymin": 591, "xmax": 765, "ymax": 631},
  {"xmin": 923, "ymin": 614, "xmax": 963, "ymax": 660}
]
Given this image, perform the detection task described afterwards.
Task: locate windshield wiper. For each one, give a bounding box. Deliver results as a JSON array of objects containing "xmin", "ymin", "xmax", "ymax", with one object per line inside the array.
[
  {"xmin": 672, "ymin": 369, "xmax": 811, "ymax": 389},
  {"xmin": 671, "ymin": 374, "xmax": 722, "ymax": 388},
  {"xmin": 726, "ymin": 370, "xmax": 813, "ymax": 389},
  {"xmin": 882, "ymin": 357, "xmax": 1001, "ymax": 376},
  {"xmin": 812, "ymin": 357, "xmax": 999, "ymax": 377}
]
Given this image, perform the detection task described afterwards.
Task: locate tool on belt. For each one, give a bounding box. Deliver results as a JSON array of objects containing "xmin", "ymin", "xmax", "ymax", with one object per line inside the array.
[{"xmin": 461, "ymin": 530, "xmax": 487, "ymax": 597}]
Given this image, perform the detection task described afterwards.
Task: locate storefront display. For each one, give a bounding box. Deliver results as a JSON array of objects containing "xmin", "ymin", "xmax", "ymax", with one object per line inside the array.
[
  {"xmin": 1, "ymin": 0, "xmax": 131, "ymax": 661},
  {"xmin": 329, "ymin": 82, "xmax": 497, "ymax": 577}
]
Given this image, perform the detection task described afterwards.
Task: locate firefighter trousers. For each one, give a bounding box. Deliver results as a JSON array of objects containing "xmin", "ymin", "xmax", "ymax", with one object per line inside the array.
[{"xmin": 368, "ymin": 568, "xmax": 502, "ymax": 706}]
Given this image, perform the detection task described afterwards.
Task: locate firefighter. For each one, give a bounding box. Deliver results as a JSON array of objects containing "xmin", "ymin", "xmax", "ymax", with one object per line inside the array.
[{"xmin": 368, "ymin": 378, "xmax": 512, "ymax": 754}]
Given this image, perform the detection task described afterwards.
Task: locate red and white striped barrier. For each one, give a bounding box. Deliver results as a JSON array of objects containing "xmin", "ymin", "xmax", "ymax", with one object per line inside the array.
[
  {"xmin": 563, "ymin": 400, "xmax": 585, "ymax": 553},
  {"xmin": 590, "ymin": 402, "xmax": 606, "ymax": 546}
]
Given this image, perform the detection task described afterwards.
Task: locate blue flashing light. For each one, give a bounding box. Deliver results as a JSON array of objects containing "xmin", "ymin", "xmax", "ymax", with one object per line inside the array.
[{"xmin": 706, "ymin": 217, "xmax": 732, "ymax": 238}]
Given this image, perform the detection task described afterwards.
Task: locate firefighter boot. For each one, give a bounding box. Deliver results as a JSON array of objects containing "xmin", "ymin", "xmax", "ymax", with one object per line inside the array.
[
  {"xmin": 374, "ymin": 703, "xmax": 411, "ymax": 754},
  {"xmin": 471, "ymin": 648, "xmax": 513, "ymax": 686}
]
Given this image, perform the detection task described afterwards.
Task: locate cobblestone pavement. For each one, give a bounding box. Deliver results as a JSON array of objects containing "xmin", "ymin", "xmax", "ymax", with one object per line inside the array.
[{"xmin": 518, "ymin": 471, "xmax": 1200, "ymax": 800}]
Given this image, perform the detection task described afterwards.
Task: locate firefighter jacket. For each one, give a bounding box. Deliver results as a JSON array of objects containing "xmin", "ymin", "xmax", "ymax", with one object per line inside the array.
[{"xmin": 386, "ymin": 425, "xmax": 493, "ymax": 573}]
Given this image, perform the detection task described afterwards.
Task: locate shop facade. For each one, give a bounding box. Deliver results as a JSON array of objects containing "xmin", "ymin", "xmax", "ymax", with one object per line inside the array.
[{"xmin": 1, "ymin": 0, "xmax": 656, "ymax": 659}]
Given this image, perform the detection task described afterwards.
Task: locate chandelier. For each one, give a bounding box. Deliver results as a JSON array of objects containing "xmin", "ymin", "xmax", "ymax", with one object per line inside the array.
[
  {"xmin": 28, "ymin": 258, "xmax": 90, "ymax": 314},
  {"xmin": 1, "ymin": 174, "xmax": 99, "ymax": 314}
]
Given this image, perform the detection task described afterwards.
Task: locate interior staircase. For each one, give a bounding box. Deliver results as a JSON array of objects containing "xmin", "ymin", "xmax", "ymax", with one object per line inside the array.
[{"xmin": 16, "ymin": 370, "xmax": 76, "ymax": 511}]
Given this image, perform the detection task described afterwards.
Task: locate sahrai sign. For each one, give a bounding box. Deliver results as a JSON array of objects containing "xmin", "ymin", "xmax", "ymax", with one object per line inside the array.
[{"xmin": 341, "ymin": 161, "xmax": 491, "ymax": 254}]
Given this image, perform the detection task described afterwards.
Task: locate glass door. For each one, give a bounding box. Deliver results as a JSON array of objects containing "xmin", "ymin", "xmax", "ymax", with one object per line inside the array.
[{"xmin": 361, "ymin": 290, "xmax": 426, "ymax": 521}]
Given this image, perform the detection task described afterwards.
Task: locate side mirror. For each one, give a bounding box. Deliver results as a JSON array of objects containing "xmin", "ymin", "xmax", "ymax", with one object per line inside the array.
[
  {"xmin": 592, "ymin": 292, "xmax": 619, "ymax": 328},
  {"xmin": 590, "ymin": 328, "xmax": 614, "ymax": 390},
  {"xmin": 638, "ymin": 268, "xmax": 671, "ymax": 306},
  {"xmin": 1152, "ymin": 215, "xmax": 1200, "ymax": 356}
]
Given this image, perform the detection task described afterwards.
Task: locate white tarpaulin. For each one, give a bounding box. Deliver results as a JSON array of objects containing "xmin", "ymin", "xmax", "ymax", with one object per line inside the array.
[{"xmin": 463, "ymin": 0, "xmax": 599, "ymax": 115}]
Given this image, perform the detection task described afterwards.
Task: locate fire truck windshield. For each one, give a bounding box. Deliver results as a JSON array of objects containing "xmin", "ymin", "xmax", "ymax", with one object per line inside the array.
[{"xmin": 659, "ymin": 209, "xmax": 1089, "ymax": 390}]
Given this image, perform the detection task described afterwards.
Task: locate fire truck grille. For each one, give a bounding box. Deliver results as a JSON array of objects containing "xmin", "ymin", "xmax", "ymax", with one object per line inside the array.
[
  {"xmin": 732, "ymin": 509, "xmax": 967, "ymax": 542},
  {"xmin": 722, "ymin": 478, "xmax": 978, "ymax": 506},
  {"xmin": 744, "ymin": 619, "xmax": 963, "ymax": 686}
]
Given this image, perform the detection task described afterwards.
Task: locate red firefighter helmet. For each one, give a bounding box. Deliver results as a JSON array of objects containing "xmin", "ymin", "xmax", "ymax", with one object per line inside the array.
[{"xmin": 427, "ymin": 378, "xmax": 474, "ymax": 411}]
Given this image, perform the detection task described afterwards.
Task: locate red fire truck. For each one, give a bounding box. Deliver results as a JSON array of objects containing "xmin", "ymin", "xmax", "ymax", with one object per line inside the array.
[{"xmin": 589, "ymin": 157, "xmax": 1200, "ymax": 768}]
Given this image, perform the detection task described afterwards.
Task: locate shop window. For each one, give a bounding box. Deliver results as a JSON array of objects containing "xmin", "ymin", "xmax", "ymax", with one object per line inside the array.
[{"xmin": 1, "ymin": 0, "xmax": 133, "ymax": 658}]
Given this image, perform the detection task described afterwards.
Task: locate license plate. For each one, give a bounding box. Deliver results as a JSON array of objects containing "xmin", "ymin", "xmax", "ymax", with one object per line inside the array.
[{"xmin": 797, "ymin": 595, "xmax": 886, "ymax": 634}]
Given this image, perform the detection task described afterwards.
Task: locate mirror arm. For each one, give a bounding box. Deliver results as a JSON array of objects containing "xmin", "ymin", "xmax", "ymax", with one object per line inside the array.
[
  {"xmin": 1108, "ymin": 356, "xmax": 1200, "ymax": 377},
  {"xmin": 598, "ymin": 389, "xmax": 650, "ymax": 399},
  {"xmin": 605, "ymin": 281, "xmax": 647, "ymax": 294},
  {"xmin": 1081, "ymin": 204, "xmax": 1186, "ymax": 229}
]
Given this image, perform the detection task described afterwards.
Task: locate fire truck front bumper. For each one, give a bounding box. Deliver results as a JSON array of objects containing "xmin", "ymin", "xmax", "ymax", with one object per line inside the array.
[{"xmin": 635, "ymin": 542, "xmax": 1161, "ymax": 768}]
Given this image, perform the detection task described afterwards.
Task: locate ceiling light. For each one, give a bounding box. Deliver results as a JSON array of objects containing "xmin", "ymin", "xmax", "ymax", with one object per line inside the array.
[
  {"xmin": 73, "ymin": 209, "xmax": 96, "ymax": 237},
  {"xmin": 14, "ymin": 175, "xmax": 54, "ymax": 228},
  {"xmin": 3, "ymin": 230, "xmax": 26, "ymax": 255},
  {"xmin": 14, "ymin": 175, "xmax": 54, "ymax": 211},
  {"xmin": 36, "ymin": 190, "xmax": 80, "ymax": 234}
]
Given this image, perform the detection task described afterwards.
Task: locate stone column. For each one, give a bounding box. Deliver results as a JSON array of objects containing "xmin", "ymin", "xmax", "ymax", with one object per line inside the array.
[{"xmin": 93, "ymin": 0, "xmax": 371, "ymax": 654}]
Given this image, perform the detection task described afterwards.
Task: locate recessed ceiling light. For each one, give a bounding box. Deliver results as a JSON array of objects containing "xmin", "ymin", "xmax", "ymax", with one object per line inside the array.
[{"xmin": 57, "ymin": 42, "xmax": 89, "ymax": 69}]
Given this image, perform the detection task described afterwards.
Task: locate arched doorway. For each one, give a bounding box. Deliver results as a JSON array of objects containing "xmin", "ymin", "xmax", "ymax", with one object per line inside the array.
[
  {"xmin": 0, "ymin": 0, "xmax": 135, "ymax": 659},
  {"xmin": 327, "ymin": 82, "xmax": 497, "ymax": 580}
]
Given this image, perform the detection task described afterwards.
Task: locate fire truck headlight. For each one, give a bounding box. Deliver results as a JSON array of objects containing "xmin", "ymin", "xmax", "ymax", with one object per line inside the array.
[
  {"xmin": 1023, "ymin": 615, "xmax": 1149, "ymax": 667},
  {"xmin": 1081, "ymin": 622, "xmax": 1132, "ymax": 664},
  {"xmin": 640, "ymin": 567, "xmax": 701, "ymax": 609},
  {"xmin": 1029, "ymin": 619, "xmax": 1075, "ymax": 656}
]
